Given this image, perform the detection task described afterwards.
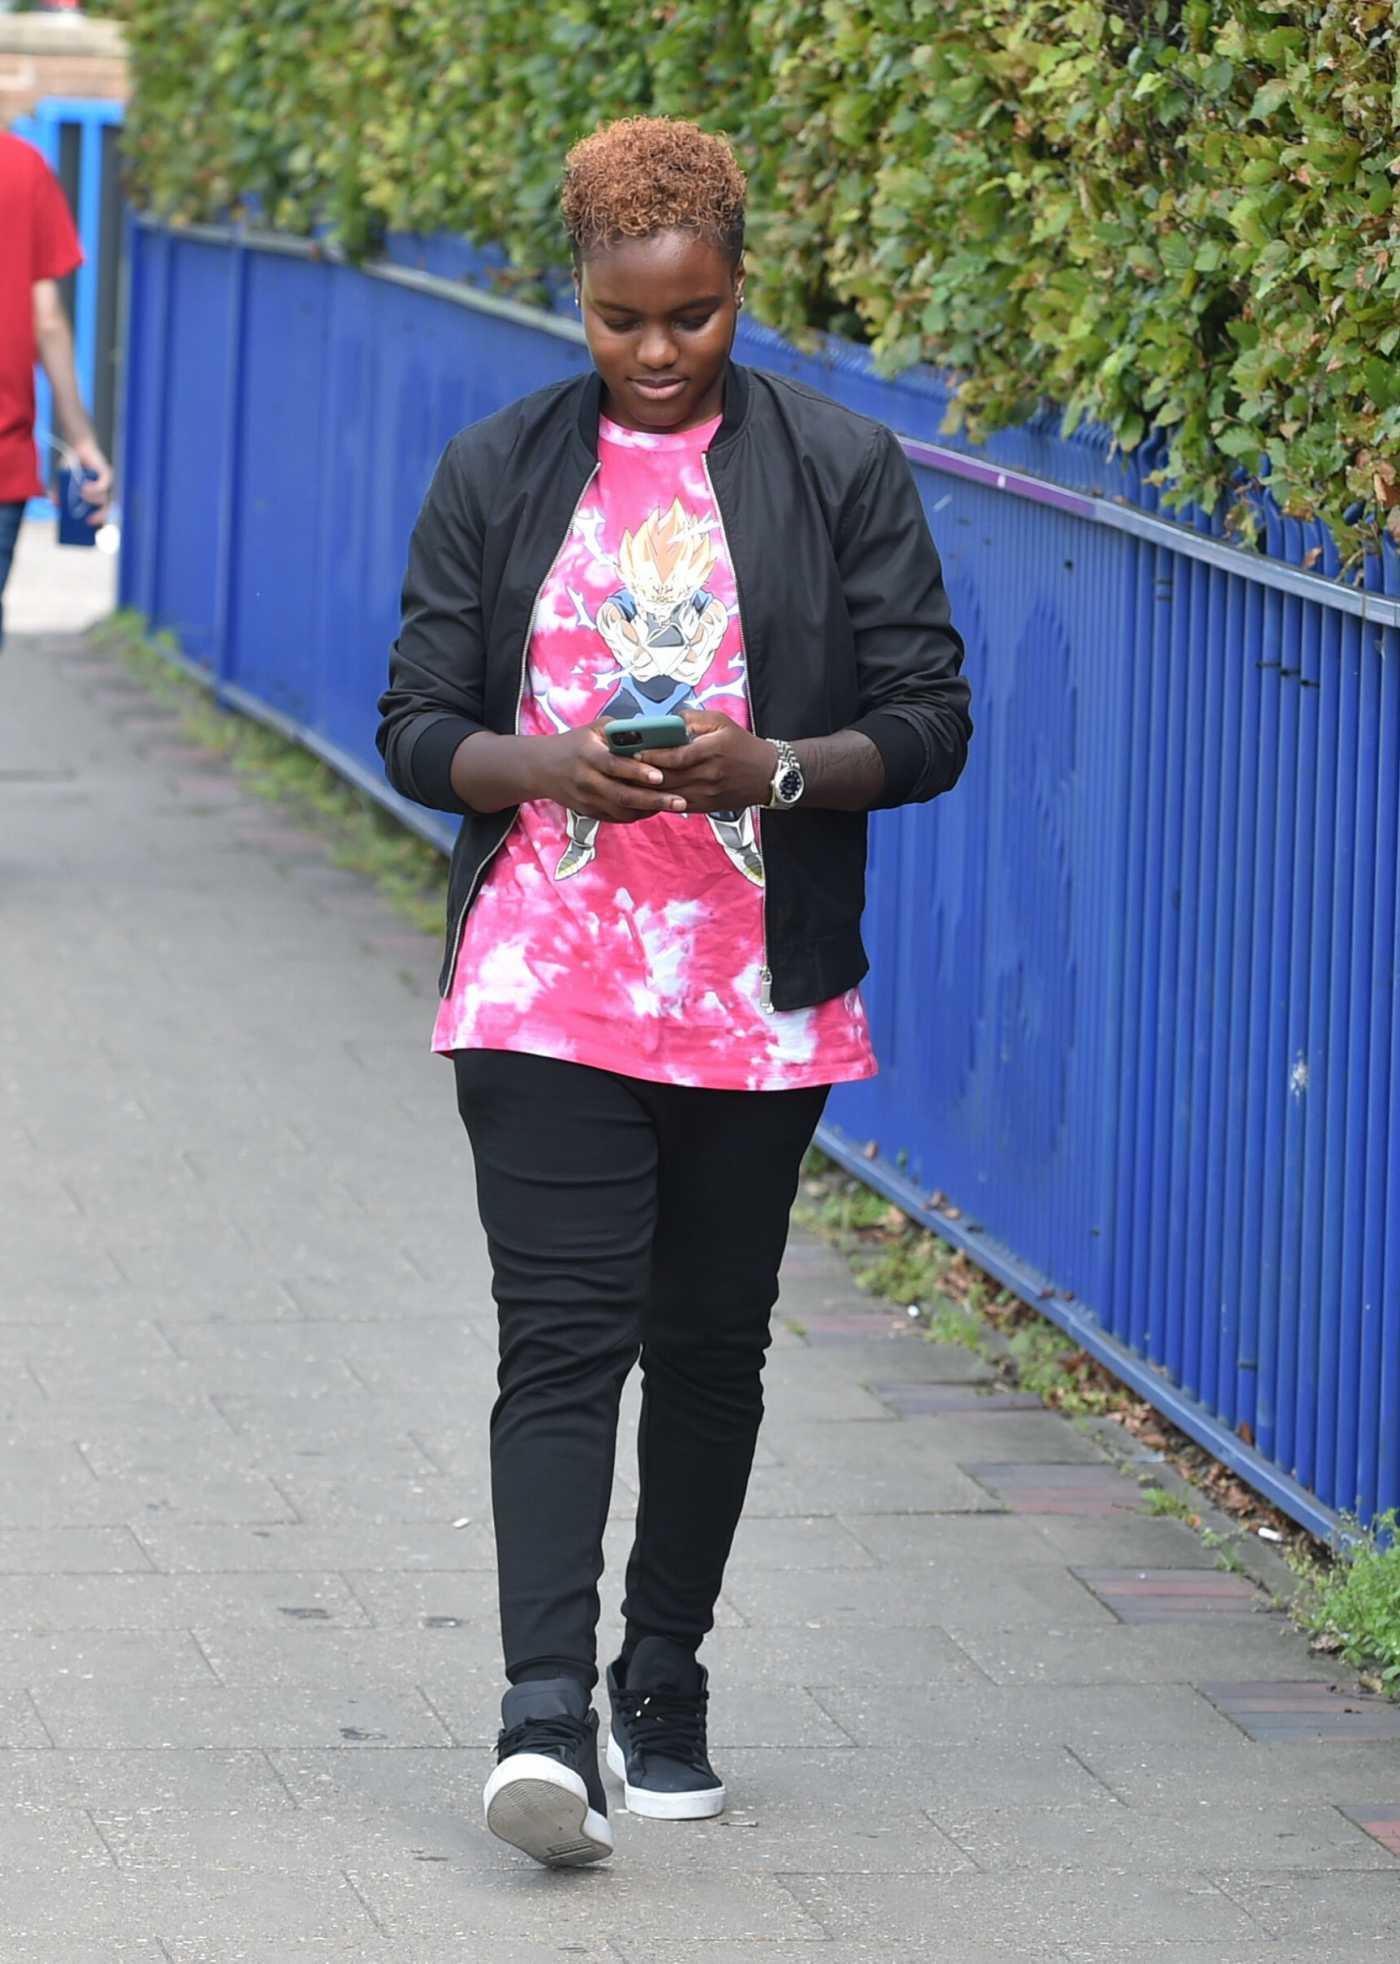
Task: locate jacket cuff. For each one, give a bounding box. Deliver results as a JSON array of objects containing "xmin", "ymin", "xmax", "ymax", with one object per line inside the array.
[
  {"xmin": 850, "ymin": 708, "xmax": 928, "ymax": 809},
  {"xmin": 409, "ymin": 714, "xmax": 483, "ymax": 812}
]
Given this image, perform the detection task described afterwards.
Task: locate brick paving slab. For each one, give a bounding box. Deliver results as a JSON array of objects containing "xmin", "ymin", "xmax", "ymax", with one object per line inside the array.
[
  {"xmin": 1072, "ymin": 1566, "xmax": 1271, "ymax": 1620},
  {"xmin": 961, "ymin": 1461, "xmax": 1147, "ymax": 1514},
  {"xmin": 4, "ymin": 616, "xmax": 1396, "ymax": 1960},
  {"xmin": 1201, "ymin": 1680, "xmax": 1400, "ymax": 1743}
]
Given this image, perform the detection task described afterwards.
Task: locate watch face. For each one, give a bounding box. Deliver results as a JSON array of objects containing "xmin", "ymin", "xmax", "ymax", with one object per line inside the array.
[{"xmin": 778, "ymin": 765, "xmax": 804, "ymax": 804}]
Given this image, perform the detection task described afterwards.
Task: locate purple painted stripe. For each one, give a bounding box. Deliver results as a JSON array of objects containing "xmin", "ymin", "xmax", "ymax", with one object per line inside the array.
[{"xmin": 898, "ymin": 436, "xmax": 1098, "ymax": 521}]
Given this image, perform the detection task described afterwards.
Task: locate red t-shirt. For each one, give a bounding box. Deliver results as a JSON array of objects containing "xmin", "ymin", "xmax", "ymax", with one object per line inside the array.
[{"xmin": 0, "ymin": 133, "xmax": 82, "ymax": 502}]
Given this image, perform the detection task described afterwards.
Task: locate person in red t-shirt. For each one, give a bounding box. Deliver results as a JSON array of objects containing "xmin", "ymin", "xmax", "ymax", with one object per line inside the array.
[{"xmin": 0, "ymin": 129, "xmax": 113, "ymax": 643}]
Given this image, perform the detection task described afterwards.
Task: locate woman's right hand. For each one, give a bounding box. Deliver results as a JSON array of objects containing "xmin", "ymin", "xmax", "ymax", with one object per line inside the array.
[{"xmin": 528, "ymin": 724, "xmax": 687, "ymax": 822}]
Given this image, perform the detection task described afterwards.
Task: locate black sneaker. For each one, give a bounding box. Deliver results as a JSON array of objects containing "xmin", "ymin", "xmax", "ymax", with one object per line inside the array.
[
  {"xmin": 605, "ymin": 1635, "xmax": 726, "ymax": 1820},
  {"xmin": 483, "ymin": 1677, "xmax": 613, "ymax": 1866}
]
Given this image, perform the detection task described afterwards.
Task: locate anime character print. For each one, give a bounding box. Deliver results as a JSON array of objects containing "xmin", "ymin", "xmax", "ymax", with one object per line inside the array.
[{"xmin": 552, "ymin": 496, "xmax": 765, "ymax": 888}]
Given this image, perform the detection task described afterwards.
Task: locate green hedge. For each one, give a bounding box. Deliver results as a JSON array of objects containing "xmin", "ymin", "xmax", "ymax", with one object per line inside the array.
[{"xmin": 114, "ymin": 0, "xmax": 1399, "ymax": 560}]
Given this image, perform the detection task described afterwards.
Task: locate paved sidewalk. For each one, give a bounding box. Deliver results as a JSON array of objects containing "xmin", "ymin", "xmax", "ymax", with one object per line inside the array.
[{"xmin": 2, "ymin": 606, "xmax": 1397, "ymax": 1962}]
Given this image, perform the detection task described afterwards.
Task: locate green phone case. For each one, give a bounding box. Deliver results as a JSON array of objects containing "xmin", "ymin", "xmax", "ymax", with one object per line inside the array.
[{"xmin": 605, "ymin": 714, "xmax": 691, "ymax": 755}]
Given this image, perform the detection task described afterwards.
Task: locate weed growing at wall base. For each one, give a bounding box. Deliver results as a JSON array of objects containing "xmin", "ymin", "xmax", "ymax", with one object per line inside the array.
[{"xmin": 1290, "ymin": 1511, "xmax": 1400, "ymax": 1694}]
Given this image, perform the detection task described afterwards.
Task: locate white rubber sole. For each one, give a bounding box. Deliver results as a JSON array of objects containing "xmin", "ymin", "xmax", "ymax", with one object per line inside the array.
[
  {"xmin": 483, "ymin": 1753, "xmax": 614, "ymax": 1866},
  {"xmin": 606, "ymin": 1730, "xmax": 727, "ymax": 1820}
]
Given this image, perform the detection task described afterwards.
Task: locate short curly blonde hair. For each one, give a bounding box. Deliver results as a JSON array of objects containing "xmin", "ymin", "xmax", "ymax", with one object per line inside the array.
[{"xmin": 561, "ymin": 117, "xmax": 746, "ymax": 264}]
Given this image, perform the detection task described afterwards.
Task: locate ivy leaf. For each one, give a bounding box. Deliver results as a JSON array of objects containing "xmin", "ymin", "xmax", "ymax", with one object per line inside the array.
[
  {"xmin": 1365, "ymin": 358, "xmax": 1400, "ymax": 409},
  {"xmin": 1248, "ymin": 78, "xmax": 1294, "ymax": 122},
  {"xmin": 1217, "ymin": 426, "xmax": 1266, "ymax": 460}
]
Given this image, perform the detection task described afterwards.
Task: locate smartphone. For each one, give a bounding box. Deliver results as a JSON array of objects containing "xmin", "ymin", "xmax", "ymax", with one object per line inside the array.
[
  {"xmin": 56, "ymin": 467, "xmax": 100, "ymax": 550},
  {"xmin": 605, "ymin": 714, "xmax": 691, "ymax": 756}
]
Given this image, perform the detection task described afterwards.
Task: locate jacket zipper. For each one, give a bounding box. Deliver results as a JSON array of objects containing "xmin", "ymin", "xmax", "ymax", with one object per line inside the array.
[
  {"xmin": 443, "ymin": 463, "xmax": 602, "ymax": 988},
  {"xmin": 702, "ymin": 452, "xmax": 774, "ymax": 1014}
]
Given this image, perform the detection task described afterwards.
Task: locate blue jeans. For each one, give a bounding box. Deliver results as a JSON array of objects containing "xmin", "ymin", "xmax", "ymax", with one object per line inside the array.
[{"xmin": 0, "ymin": 501, "xmax": 23, "ymax": 648}]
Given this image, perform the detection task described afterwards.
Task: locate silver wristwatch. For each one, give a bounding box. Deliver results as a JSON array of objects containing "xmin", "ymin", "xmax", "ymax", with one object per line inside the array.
[{"xmin": 765, "ymin": 739, "xmax": 805, "ymax": 810}]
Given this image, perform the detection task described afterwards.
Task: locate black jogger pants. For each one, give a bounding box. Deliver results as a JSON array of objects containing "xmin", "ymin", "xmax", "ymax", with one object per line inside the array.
[{"xmin": 454, "ymin": 1049, "xmax": 828, "ymax": 1690}]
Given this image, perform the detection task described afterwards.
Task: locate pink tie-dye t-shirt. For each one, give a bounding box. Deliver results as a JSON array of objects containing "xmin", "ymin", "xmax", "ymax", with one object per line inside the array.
[{"xmin": 431, "ymin": 412, "xmax": 876, "ymax": 1093}]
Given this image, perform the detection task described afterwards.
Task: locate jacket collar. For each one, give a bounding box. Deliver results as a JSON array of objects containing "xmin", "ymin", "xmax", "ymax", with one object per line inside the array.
[{"xmin": 572, "ymin": 360, "xmax": 750, "ymax": 459}]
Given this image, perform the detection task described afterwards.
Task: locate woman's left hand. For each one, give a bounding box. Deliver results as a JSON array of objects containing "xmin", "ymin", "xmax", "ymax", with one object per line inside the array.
[{"xmin": 639, "ymin": 711, "xmax": 774, "ymax": 812}]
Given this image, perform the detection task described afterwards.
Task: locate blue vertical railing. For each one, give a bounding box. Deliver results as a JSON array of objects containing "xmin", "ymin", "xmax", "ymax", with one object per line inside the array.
[{"xmin": 118, "ymin": 216, "xmax": 1400, "ymax": 1545}]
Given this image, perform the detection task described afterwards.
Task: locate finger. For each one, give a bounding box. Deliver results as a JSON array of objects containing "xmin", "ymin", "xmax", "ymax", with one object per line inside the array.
[
  {"xmin": 582, "ymin": 731, "xmax": 662, "ymax": 784},
  {"xmin": 583, "ymin": 779, "xmax": 685, "ymax": 816},
  {"xmin": 613, "ymin": 786, "xmax": 687, "ymax": 815},
  {"xmin": 600, "ymin": 752, "xmax": 668, "ymax": 787},
  {"xmin": 649, "ymin": 733, "xmax": 724, "ymax": 770}
]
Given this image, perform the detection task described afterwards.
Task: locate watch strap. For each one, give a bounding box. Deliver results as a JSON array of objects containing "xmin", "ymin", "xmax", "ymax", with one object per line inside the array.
[{"xmin": 766, "ymin": 738, "xmax": 804, "ymax": 809}]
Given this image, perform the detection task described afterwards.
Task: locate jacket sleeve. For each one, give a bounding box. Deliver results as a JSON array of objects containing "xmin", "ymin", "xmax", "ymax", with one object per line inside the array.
[
  {"xmin": 376, "ymin": 436, "xmax": 486, "ymax": 815},
  {"xmin": 838, "ymin": 424, "xmax": 972, "ymax": 809}
]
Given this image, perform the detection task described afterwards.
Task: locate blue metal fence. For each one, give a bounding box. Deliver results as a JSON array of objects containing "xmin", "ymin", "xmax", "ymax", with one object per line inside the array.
[
  {"xmin": 119, "ymin": 217, "xmax": 1400, "ymax": 1543},
  {"xmin": 11, "ymin": 97, "xmax": 126, "ymax": 514}
]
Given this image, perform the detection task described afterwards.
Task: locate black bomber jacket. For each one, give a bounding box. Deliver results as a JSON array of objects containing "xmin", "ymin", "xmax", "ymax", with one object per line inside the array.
[{"xmin": 376, "ymin": 360, "xmax": 972, "ymax": 1011}]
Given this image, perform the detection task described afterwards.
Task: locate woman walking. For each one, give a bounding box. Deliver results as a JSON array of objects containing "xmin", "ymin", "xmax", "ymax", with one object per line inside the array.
[{"xmin": 377, "ymin": 116, "xmax": 971, "ymax": 1867}]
